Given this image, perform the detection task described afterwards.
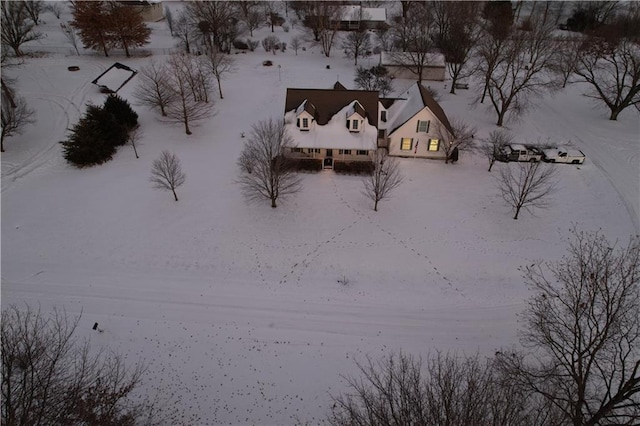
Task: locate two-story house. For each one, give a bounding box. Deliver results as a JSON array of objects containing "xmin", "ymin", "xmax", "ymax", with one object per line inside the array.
[{"xmin": 283, "ymin": 83, "xmax": 379, "ymax": 169}]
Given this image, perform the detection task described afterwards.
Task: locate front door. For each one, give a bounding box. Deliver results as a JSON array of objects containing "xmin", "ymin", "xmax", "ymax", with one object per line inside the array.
[{"xmin": 324, "ymin": 149, "xmax": 333, "ymax": 169}]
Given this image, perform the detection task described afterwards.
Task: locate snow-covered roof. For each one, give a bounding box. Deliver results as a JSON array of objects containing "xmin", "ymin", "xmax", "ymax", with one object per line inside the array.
[
  {"xmin": 284, "ymin": 102, "xmax": 377, "ymax": 150},
  {"xmin": 339, "ymin": 5, "xmax": 386, "ymax": 22},
  {"xmin": 510, "ymin": 144, "xmax": 527, "ymax": 151},
  {"xmin": 381, "ymin": 51, "xmax": 446, "ymax": 67}
]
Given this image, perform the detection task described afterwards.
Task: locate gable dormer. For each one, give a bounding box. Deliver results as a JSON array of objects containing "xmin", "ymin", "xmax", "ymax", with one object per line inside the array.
[
  {"xmin": 345, "ymin": 101, "xmax": 366, "ymax": 133},
  {"xmin": 295, "ymin": 100, "xmax": 316, "ymax": 131}
]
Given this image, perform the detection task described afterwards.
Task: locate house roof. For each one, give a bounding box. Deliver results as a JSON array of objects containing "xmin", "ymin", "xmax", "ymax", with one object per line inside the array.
[
  {"xmin": 339, "ymin": 5, "xmax": 386, "ymax": 22},
  {"xmin": 284, "ymin": 88, "xmax": 379, "ymax": 127},
  {"xmin": 332, "ymin": 81, "xmax": 348, "ymax": 90},
  {"xmin": 385, "ymin": 82, "xmax": 453, "ymax": 137}
]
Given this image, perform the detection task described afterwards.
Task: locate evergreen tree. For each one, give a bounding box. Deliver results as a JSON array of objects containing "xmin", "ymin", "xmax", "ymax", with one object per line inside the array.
[
  {"xmin": 61, "ymin": 105, "xmax": 127, "ymax": 167},
  {"xmin": 104, "ymin": 94, "xmax": 138, "ymax": 131}
]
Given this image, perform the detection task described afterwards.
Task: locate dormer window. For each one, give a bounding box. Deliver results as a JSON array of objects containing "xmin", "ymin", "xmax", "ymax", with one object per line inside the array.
[
  {"xmin": 347, "ymin": 118, "xmax": 361, "ymax": 132},
  {"xmin": 380, "ymin": 110, "xmax": 387, "ymax": 122},
  {"xmin": 352, "ymin": 120, "xmax": 358, "ymax": 130},
  {"xmin": 302, "ymin": 118, "xmax": 309, "ymax": 128}
]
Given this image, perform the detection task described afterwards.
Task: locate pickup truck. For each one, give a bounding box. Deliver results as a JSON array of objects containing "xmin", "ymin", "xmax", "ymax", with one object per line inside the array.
[
  {"xmin": 498, "ymin": 144, "xmax": 543, "ymax": 162},
  {"xmin": 542, "ymin": 146, "xmax": 586, "ymax": 164}
]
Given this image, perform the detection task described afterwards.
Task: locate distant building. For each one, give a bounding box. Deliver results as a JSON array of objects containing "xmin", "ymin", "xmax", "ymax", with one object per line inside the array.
[
  {"xmin": 336, "ymin": 5, "xmax": 387, "ymax": 30},
  {"xmin": 380, "ymin": 51, "xmax": 446, "ymax": 81},
  {"xmin": 119, "ymin": 1, "xmax": 164, "ymax": 22}
]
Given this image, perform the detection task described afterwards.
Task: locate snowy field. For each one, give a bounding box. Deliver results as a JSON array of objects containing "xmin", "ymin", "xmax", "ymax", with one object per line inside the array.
[{"xmin": 2, "ymin": 4, "xmax": 639, "ymax": 425}]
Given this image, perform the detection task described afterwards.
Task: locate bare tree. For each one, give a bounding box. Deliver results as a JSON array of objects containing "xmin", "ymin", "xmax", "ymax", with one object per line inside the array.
[
  {"xmin": 237, "ymin": 118, "xmax": 302, "ymax": 208},
  {"xmin": 362, "ymin": 150, "xmax": 403, "ymax": 212},
  {"xmin": 60, "ymin": 22, "xmax": 80, "ymax": 55},
  {"xmin": 483, "ymin": 12, "xmax": 560, "ymax": 126},
  {"xmin": 185, "ymin": 1, "xmax": 238, "ymax": 53},
  {"xmin": 1, "ymin": 83, "xmax": 35, "ymax": 152},
  {"xmin": 262, "ymin": 35, "xmax": 280, "ymax": 54},
  {"xmin": 497, "ymin": 161, "xmax": 557, "ymax": 220},
  {"xmin": 433, "ymin": 1, "xmax": 481, "ymax": 94},
  {"xmin": 133, "ymin": 60, "xmax": 176, "ymax": 117},
  {"xmin": 497, "ymin": 229, "xmax": 640, "ymax": 425},
  {"xmin": 22, "ymin": 0, "xmax": 43, "ymax": 25},
  {"xmin": 45, "ymin": 2, "xmax": 63, "ymax": 19},
  {"xmin": 329, "ymin": 351, "xmax": 540, "ymax": 426},
  {"xmin": 163, "ymin": 53, "xmax": 214, "ymax": 135},
  {"xmin": 389, "ymin": 4, "xmax": 437, "ymax": 83},
  {"xmin": 150, "ymin": 151, "xmax": 186, "ymax": 201},
  {"xmin": 245, "ymin": 10, "xmax": 262, "ymax": 36},
  {"xmin": 290, "ymin": 35, "xmax": 302, "ymax": 55},
  {"xmin": 128, "ymin": 125, "xmax": 142, "ymax": 159},
  {"xmin": 354, "ymin": 65, "xmax": 393, "ymax": 97},
  {"xmin": 263, "ymin": 1, "xmax": 279, "ymax": 33},
  {"xmin": 164, "ymin": 5, "xmax": 174, "ymax": 36},
  {"xmin": 435, "ymin": 117, "xmax": 477, "ymax": 165},
  {"xmin": 482, "ymin": 129, "xmax": 512, "ymax": 172},
  {"xmin": 342, "ymin": 29, "xmax": 371, "ymax": 66},
  {"xmin": 574, "ymin": 37, "xmax": 640, "ymax": 120},
  {"xmin": 106, "ymin": 1, "xmax": 151, "ymax": 57},
  {"xmin": 1, "ymin": 1, "xmax": 43, "ymax": 57},
  {"xmin": 173, "ymin": 11, "xmax": 195, "ymax": 54},
  {"xmin": 204, "ymin": 48, "xmax": 237, "ymax": 99},
  {"xmin": 550, "ymin": 35, "xmax": 584, "ymax": 89},
  {"xmin": 1, "ymin": 304, "xmax": 154, "ymax": 425}
]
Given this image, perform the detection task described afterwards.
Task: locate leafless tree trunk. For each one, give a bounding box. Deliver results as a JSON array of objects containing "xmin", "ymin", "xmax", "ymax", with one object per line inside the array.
[
  {"xmin": 550, "ymin": 35, "xmax": 584, "ymax": 88},
  {"xmin": 497, "ymin": 161, "xmax": 557, "ymax": 220},
  {"xmin": 496, "ymin": 229, "xmax": 640, "ymax": 425},
  {"xmin": 432, "ymin": 1, "xmax": 481, "ymax": 94},
  {"xmin": 484, "ymin": 12, "xmax": 560, "ymax": 126},
  {"xmin": 1, "ymin": 83, "xmax": 35, "ymax": 152},
  {"xmin": 128, "ymin": 125, "xmax": 142, "ymax": 159},
  {"xmin": 362, "ymin": 150, "xmax": 403, "ymax": 212},
  {"xmin": 236, "ymin": 118, "xmax": 302, "ymax": 208},
  {"xmin": 22, "ymin": 1, "xmax": 43, "ymax": 25},
  {"xmin": 290, "ymin": 36, "xmax": 302, "ymax": 55},
  {"xmin": 482, "ymin": 129, "xmax": 513, "ymax": 172},
  {"xmin": 574, "ymin": 37, "xmax": 640, "ymax": 120},
  {"xmin": 164, "ymin": 53, "xmax": 214, "ymax": 135},
  {"xmin": 173, "ymin": 11, "xmax": 194, "ymax": 54},
  {"xmin": 390, "ymin": 3, "xmax": 435, "ymax": 83},
  {"xmin": 1, "ymin": 304, "xmax": 153, "ymax": 425},
  {"xmin": 60, "ymin": 22, "xmax": 80, "ymax": 55},
  {"xmin": 245, "ymin": 10, "xmax": 262, "ymax": 36},
  {"xmin": 150, "ymin": 151, "xmax": 186, "ymax": 201},
  {"xmin": 435, "ymin": 117, "xmax": 477, "ymax": 164},
  {"xmin": 1, "ymin": 1, "xmax": 43, "ymax": 57},
  {"xmin": 342, "ymin": 30, "xmax": 371, "ymax": 66},
  {"xmin": 133, "ymin": 60, "xmax": 176, "ymax": 117},
  {"xmin": 204, "ymin": 47, "xmax": 237, "ymax": 99}
]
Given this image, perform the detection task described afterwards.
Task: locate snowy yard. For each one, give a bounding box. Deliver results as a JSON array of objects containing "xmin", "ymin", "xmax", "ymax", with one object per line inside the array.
[{"xmin": 1, "ymin": 6, "xmax": 639, "ymax": 425}]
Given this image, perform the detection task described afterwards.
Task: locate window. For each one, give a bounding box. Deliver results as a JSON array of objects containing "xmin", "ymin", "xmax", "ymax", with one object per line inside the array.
[
  {"xmin": 291, "ymin": 148, "xmax": 304, "ymax": 153},
  {"xmin": 378, "ymin": 129, "xmax": 386, "ymax": 139},
  {"xmin": 357, "ymin": 150, "xmax": 368, "ymax": 155},
  {"xmin": 302, "ymin": 117, "xmax": 309, "ymax": 128},
  {"xmin": 380, "ymin": 110, "xmax": 387, "ymax": 122},
  {"xmin": 352, "ymin": 120, "xmax": 358, "ymax": 130},
  {"xmin": 339, "ymin": 149, "xmax": 352, "ymax": 155},
  {"xmin": 417, "ymin": 120, "xmax": 430, "ymax": 133},
  {"xmin": 307, "ymin": 148, "xmax": 320, "ymax": 154},
  {"xmin": 401, "ymin": 138, "xmax": 413, "ymax": 151},
  {"xmin": 428, "ymin": 139, "xmax": 440, "ymax": 151}
]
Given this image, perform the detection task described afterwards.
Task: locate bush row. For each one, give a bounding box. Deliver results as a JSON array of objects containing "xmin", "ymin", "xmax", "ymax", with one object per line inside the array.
[
  {"xmin": 61, "ymin": 95, "xmax": 138, "ymax": 167},
  {"xmin": 334, "ymin": 160, "xmax": 374, "ymax": 175},
  {"xmin": 288, "ymin": 157, "xmax": 323, "ymax": 172}
]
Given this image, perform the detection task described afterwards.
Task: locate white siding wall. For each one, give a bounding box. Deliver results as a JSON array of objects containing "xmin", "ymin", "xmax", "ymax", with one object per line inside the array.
[{"xmin": 387, "ymin": 108, "xmax": 448, "ymax": 159}]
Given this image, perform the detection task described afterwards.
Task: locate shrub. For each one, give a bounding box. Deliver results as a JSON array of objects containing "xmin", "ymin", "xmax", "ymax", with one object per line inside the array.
[
  {"xmin": 233, "ymin": 39, "xmax": 249, "ymax": 50},
  {"xmin": 280, "ymin": 42, "xmax": 287, "ymax": 52},
  {"xmin": 246, "ymin": 39, "xmax": 259, "ymax": 51},
  {"xmin": 282, "ymin": 23, "xmax": 290, "ymax": 32},
  {"xmin": 334, "ymin": 160, "xmax": 374, "ymax": 175},
  {"xmin": 262, "ymin": 35, "xmax": 280, "ymax": 53},
  {"xmin": 288, "ymin": 157, "xmax": 322, "ymax": 172},
  {"xmin": 104, "ymin": 94, "xmax": 138, "ymax": 132}
]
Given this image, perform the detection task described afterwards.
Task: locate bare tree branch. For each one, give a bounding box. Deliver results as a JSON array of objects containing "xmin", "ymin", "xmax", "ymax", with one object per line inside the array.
[
  {"xmin": 1, "ymin": 86, "xmax": 35, "ymax": 153},
  {"xmin": 497, "ymin": 160, "xmax": 557, "ymax": 220},
  {"xmin": 236, "ymin": 118, "xmax": 302, "ymax": 208},
  {"xmin": 362, "ymin": 150, "xmax": 403, "ymax": 211},
  {"xmin": 150, "ymin": 151, "xmax": 186, "ymax": 201}
]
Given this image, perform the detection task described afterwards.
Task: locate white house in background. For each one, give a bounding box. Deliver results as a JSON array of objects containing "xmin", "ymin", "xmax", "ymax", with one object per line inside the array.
[
  {"xmin": 336, "ymin": 5, "xmax": 387, "ymax": 30},
  {"xmin": 284, "ymin": 83, "xmax": 380, "ymax": 169},
  {"xmin": 380, "ymin": 82, "xmax": 454, "ymax": 160},
  {"xmin": 380, "ymin": 51, "xmax": 446, "ymax": 81},
  {"xmin": 119, "ymin": 1, "xmax": 164, "ymax": 22}
]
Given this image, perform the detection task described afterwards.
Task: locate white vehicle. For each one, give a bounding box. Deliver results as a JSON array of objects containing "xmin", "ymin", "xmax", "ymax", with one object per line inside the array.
[
  {"xmin": 500, "ymin": 144, "xmax": 543, "ymax": 162},
  {"xmin": 542, "ymin": 146, "xmax": 586, "ymax": 164}
]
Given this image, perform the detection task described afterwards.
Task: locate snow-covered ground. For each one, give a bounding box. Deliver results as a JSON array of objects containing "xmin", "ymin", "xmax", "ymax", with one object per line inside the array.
[{"xmin": 2, "ymin": 5, "xmax": 639, "ymax": 425}]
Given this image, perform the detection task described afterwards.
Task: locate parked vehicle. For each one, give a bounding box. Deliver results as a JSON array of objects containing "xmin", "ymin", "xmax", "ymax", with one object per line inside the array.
[
  {"xmin": 497, "ymin": 144, "xmax": 543, "ymax": 162},
  {"xmin": 542, "ymin": 146, "xmax": 586, "ymax": 164}
]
